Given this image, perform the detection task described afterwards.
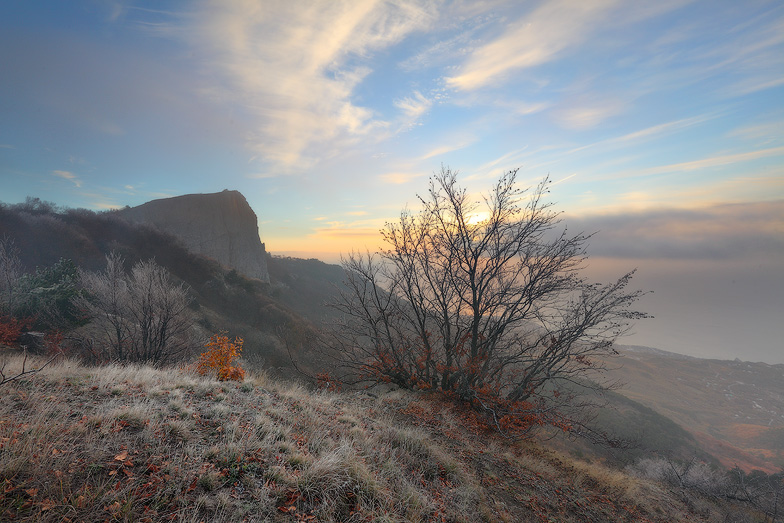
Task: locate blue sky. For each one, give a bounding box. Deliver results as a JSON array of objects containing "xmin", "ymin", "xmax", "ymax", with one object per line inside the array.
[{"xmin": 1, "ymin": 1, "xmax": 783, "ymax": 363}]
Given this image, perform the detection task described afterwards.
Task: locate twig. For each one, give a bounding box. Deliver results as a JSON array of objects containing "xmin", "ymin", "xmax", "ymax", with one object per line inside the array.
[{"xmin": 0, "ymin": 349, "xmax": 57, "ymax": 387}]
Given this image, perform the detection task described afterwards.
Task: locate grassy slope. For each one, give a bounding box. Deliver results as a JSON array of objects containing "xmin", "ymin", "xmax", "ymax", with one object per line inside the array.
[
  {"xmin": 605, "ymin": 347, "xmax": 784, "ymax": 473},
  {"xmin": 1, "ymin": 353, "xmax": 743, "ymax": 523}
]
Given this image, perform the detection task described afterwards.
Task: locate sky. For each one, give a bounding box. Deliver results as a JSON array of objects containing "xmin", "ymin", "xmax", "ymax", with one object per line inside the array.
[{"xmin": 1, "ymin": 1, "xmax": 782, "ymax": 363}]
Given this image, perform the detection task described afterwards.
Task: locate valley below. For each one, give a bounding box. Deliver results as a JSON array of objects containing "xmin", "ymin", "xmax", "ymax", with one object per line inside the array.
[{"xmin": 609, "ymin": 346, "xmax": 784, "ymax": 473}]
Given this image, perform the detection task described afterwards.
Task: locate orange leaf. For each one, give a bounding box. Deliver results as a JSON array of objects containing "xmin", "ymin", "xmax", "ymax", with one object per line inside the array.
[
  {"xmin": 25, "ymin": 488, "xmax": 38, "ymax": 497},
  {"xmin": 114, "ymin": 451, "xmax": 128, "ymax": 461},
  {"xmin": 39, "ymin": 498, "xmax": 56, "ymax": 511}
]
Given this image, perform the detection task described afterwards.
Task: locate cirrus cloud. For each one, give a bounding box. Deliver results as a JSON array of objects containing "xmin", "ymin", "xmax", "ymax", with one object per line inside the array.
[{"xmin": 158, "ymin": 0, "xmax": 438, "ymax": 170}]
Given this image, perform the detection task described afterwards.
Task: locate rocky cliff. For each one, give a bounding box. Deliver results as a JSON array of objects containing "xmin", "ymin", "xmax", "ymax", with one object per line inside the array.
[{"xmin": 119, "ymin": 190, "xmax": 270, "ymax": 282}]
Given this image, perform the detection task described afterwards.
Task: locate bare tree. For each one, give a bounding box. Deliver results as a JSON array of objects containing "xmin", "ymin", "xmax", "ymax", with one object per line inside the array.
[
  {"xmin": 727, "ymin": 467, "xmax": 784, "ymax": 523},
  {"xmin": 77, "ymin": 253, "xmax": 194, "ymax": 364},
  {"xmin": 77, "ymin": 251, "xmax": 132, "ymax": 360},
  {"xmin": 326, "ymin": 168, "xmax": 647, "ymax": 435}
]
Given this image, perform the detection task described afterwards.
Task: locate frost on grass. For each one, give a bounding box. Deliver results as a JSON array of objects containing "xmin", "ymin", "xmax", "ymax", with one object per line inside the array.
[{"xmin": 0, "ymin": 356, "xmax": 741, "ymax": 522}]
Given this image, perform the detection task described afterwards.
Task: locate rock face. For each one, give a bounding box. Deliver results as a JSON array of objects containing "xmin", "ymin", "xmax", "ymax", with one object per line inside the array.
[{"xmin": 119, "ymin": 190, "xmax": 270, "ymax": 282}]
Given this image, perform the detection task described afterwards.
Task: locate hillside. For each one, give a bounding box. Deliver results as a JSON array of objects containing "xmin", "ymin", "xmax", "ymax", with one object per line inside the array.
[
  {"xmin": 0, "ymin": 353, "xmax": 750, "ymax": 522},
  {"xmin": 0, "ymin": 201, "xmax": 320, "ymax": 372},
  {"xmin": 607, "ymin": 346, "xmax": 784, "ymax": 473},
  {"xmin": 2, "ymin": 196, "xmax": 781, "ymax": 516}
]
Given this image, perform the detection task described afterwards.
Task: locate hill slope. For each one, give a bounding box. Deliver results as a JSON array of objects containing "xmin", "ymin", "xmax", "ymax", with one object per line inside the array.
[
  {"xmin": 0, "ymin": 202, "xmax": 319, "ymax": 371},
  {"xmin": 607, "ymin": 346, "xmax": 784, "ymax": 472},
  {"xmin": 0, "ymin": 354, "xmax": 747, "ymax": 522}
]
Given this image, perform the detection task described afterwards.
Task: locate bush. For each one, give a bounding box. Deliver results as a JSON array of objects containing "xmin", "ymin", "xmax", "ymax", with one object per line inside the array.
[
  {"xmin": 197, "ymin": 333, "xmax": 246, "ymax": 381},
  {"xmin": 326, "ymin": 168, "xmax": 646, "ymax": 438},
  {"xmin": 75, "ymin": 252, "xmax": 194, "ymax": 363},
  {"xmin": 0, "ymin": 315, "xmax": 32, "ymax": 345}
]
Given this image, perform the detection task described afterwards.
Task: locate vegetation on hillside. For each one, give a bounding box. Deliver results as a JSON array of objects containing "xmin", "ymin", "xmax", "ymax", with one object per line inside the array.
[
  {"xmin": 0, "ymin": 200, "xmax": 316, "ymax": 371},
  {"xmin": 1, "ymin": 354, "xmax": 768, "ymax": 522},
  {"xmin": 604, "ymin": 347, "xmax": 784, "ymax": 473},
  {"xmin": 325, "ymin": 169, "xmax": 646, "ymax": 442},
  {"xmin": 1, "ymin": 192, "xmax": 781, "ymax": 521}
]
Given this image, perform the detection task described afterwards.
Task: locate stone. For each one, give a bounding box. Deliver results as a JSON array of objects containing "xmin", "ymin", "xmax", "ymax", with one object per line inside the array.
[{"xmin": 119, "ymin": 190, "xmax": 270, "ymax": 282}]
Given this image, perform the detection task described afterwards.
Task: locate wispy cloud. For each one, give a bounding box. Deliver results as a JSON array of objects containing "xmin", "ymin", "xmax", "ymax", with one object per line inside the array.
[
  {"xmin": 727, "ymin": 119, "xmax": 784, "ymax": 146},
  {"xmin": 553, "ymin": 98, "xmax": 626, "ymax": 130},
  {"xmin": 420, "ymin": 138, "xmax": 476, "ymax": 160},
  {"xmin": 568, "ymin": 113, "xmax": 717, "ymax": 154},
  {"xmin": 163, "ymin": 1, "xmax": 437, "ymax": 170},
  {"xmin": 394, "ymin": 90, "xmax": 432, "ymax": 129},
  {"xmin": 52, "ymin": 170, "xmax": 82, "ymax": 187},
  {"xmin": 632, "ymin": 146, "xmax": 784, "ymax": 177},
  {"xmin": 446, "ymin": 0, "xmax": 620, "ymax": 91}
]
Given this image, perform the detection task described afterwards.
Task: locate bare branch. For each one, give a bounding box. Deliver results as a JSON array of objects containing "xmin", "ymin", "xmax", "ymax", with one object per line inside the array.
[
  {"xmin": 0, "ymin": 351, "xmax": 57, "ymax": 387},
  {"xmin": 324, "ymin": 168, "xmax": 648, "ymax": 438}
]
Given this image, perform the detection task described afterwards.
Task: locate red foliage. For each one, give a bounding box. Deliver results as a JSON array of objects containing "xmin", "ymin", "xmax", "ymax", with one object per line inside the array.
[
  {"xmin": 358, "ymin": 333, "xmax": 574, "ymax": 438},
  {"xmin": 315, "ymin": 372, "xmax": 341, "ymax": 392},
  {"xmin": 0, "ymin": 315, "xmax": 32, "ymax": 345},
  {"xmin": 196, "ymin": 333, "xmax": 246, "ymax": 382},
  {"xmin": 45, "ymin": 330, "xmax": 66, "ymax": 356}
]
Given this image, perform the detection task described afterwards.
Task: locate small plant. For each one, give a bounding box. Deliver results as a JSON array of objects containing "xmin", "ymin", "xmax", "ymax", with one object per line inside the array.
[
  {"xmin": 315, "ymin": 371, "xmax": 341, "ymax": 392},
  {"xmin": 197, "ymin": 332, "xmax": 246, "ymax": 382},
  {"xmin": 0, "ymin": 314, "xmax": 32, "ymax": 345}
]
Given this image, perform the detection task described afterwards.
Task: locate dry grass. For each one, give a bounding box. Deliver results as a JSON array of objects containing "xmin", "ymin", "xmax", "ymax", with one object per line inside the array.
[{"xmin": 0, "ymin": 353, "xmax": 745, "ymax": 522}]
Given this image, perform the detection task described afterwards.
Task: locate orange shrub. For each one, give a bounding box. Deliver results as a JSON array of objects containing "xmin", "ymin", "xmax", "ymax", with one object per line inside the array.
[{"xmin": 197, "ymin": 332, "xmax": 246, "ymax": 381}]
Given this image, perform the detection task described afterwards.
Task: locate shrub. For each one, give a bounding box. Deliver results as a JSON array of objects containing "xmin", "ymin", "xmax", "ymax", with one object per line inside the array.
[
  {"xmin": 197, "ymin": 333, "xmax": 246, "ymax": 381},
  {"xmin": 76, "ymin": 252, "xmax": 194, "ymax": 363},
  {"xmin": 0, "ymin": 314, "xmax": 31, "ymax": 345},
  {"xmin": 326, "ymin": 168, "xmax": 647, "ymax": 439}
]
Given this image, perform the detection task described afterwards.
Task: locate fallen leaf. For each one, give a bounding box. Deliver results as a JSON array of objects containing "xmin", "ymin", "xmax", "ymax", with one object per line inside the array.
[
  {"xmin": 114, "ymin": 451, "xmax": 128, "ymax": 461},
  {"xmin": 39, "ymin": 498, "xmax": 56, "ymax": 511},
  {"xmin": 25, "ymin": 488, "xmax": 38, "ymax": 497}
]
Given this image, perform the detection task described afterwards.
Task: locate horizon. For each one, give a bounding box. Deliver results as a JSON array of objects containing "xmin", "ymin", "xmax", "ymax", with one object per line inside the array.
[{"xmin": 1, "ymin": 1, "xmax": 782, "ymax": 364}]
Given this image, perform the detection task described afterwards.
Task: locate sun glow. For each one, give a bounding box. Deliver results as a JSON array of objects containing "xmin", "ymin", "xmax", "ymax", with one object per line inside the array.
[{"xmin": 466, "ymin": 211, "xmax": 491, "ymax": 226}]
